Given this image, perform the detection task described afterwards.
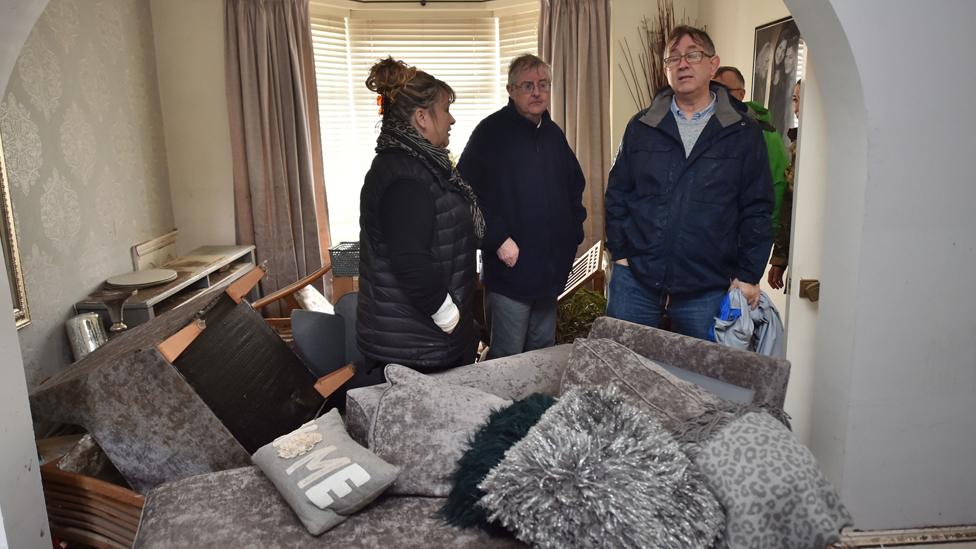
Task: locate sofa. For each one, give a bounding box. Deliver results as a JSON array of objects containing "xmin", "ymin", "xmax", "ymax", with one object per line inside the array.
[{"xmin": 133, "ymin": 316, "xmax": 802, "ymax": 548}]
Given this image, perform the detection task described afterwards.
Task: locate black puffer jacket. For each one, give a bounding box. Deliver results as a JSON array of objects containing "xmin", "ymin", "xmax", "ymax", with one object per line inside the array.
[{"xmin": 357, "ymin": 150, "xmax": 477, "ymax": 371}]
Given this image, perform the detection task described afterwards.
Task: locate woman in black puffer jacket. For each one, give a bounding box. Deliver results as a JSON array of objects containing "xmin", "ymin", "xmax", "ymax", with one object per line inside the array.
[{"xmin": 356, "ymin": 57, "xmax": 484, "ymax": 376}]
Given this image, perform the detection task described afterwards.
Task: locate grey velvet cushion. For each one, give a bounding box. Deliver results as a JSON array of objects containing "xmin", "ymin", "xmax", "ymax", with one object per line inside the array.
[
  {"xmin": 478, "ymin": 386, "xmax": 724, "ymax": 549},
  {"xmin": 695, "ymin": 411, "xmax": 853, "ymax": 548},
  {"xmin": 345, "ymin": 345, "xmax": 570, "ymax": 447},
  {"xmin": 560, "ymin": 337, "xmax": 723, "ymax": 431},
  {"xmin": 251, "ymin": 408, "xmax": 399, "ymax": 535},
  {"xmin": 369, "ymin": 364, "xmax": 510, "ymax": 497}
]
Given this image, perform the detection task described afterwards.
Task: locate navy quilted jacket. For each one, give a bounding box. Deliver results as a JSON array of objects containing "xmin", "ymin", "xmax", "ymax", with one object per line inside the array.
[{"xmin": 605, "ymin": 84, "xmax": 773, "ymax": 295}]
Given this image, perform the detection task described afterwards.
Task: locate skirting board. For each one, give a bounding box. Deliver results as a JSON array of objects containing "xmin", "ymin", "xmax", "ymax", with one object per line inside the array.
[{"xmin": 834, "ymin": 525, "xmax": 976, "ymax": 547}]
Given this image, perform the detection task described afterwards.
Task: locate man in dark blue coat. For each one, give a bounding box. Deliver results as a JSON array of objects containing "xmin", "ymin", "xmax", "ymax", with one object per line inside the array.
[
  {"xmin": 459, "ymin": 54, "xmax": 586, "ymax": 359},
  {"xmin": 605, "ymin": 25, "xmax": 773, "ymax": 341}
]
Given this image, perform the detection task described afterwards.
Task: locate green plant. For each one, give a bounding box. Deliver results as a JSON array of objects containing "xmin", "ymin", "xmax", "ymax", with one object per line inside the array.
[{"xmin": 556, "ymin": 288, "xmax": 608, "ymax": 344}]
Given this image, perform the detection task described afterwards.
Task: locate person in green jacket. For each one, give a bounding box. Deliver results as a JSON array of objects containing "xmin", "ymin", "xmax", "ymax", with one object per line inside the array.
[{"xmin": 714, "ymin": 67, "xmax": 790, "ymax": 237}]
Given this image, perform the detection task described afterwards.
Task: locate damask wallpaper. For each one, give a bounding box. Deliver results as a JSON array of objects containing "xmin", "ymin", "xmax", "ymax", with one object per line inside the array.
[{"xmin": 0, "ymin": 0, "xmax": 175, "ymax": 389}]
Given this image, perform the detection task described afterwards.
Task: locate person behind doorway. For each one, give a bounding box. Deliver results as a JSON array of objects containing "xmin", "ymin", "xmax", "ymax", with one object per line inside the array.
[
  {"xmin": 458, "ymin": 54, "xmax": 586, "ymax": 360},
  {"xmin": 356, "ymin": 57, "xmax": 484, "ymax": 377},
  {"xmin": 604, "ymin": 26, "xmax": 774, "ymax": 341},
  {"xmin": 714, "ymin": 66, "xmax": 790, "ymax": 238},
  {"xmin": 768, "ymin": 80, "xmax": 803, "ymax": 290}
]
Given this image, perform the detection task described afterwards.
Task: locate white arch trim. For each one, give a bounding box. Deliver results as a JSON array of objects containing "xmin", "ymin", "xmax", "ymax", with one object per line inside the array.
[{"xmin": 0, "ymin": 1, "xmax": 52, "ymax": 547}]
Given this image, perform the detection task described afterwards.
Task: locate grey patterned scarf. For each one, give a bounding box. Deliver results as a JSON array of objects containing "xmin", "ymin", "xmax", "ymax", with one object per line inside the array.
[{"xmin": 375, "ymin": 120, "xmax": 485, "ymax": 239}]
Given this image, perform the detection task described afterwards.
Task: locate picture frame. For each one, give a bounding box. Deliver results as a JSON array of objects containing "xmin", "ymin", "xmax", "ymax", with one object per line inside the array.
[
  {"xmin": 752, "ymin": 16, "xmax": 803, "ymax": 140},
  {"xmin": 0, "ymin": 130, "xmax": 30, "ymax": 329}
]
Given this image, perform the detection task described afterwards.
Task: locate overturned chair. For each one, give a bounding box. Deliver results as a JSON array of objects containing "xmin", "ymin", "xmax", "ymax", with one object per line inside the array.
[{"xmin": 30, "ymin": 266, "xmax": 329, "ymax": 494}]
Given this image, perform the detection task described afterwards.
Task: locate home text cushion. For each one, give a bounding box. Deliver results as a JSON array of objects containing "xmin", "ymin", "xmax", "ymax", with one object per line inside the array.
[
  {"xmin": 251, "ymin": 408, "xmax": 399, "ymax": 535},
  {"xmin": 369, "ymin": 364, "xmax": 510, "ymax": 497},
  {"xmin": 696, "ymin": 411, "xmax": 853, "ymax": 549},
  {"xmin": 560, "ymin": 337, "xmax": 723, "ymax": 431}
]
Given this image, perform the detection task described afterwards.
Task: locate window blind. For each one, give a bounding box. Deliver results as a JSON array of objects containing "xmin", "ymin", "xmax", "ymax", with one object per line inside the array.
[
  {"xmin": 310, "ymin": 3, "xmax": 539, "ymax": 243},
  {"xmin": 498, "ymin": 5, "xmax": 539, "ymax": 86}
]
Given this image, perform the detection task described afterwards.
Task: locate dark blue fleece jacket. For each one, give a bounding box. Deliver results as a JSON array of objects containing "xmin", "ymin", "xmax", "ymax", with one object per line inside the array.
[{"xmin": 458, "ymin": 102, "xmax": 586, "ymax": 300}]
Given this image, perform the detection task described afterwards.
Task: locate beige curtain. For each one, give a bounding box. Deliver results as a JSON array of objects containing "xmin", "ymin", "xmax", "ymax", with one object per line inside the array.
[
  {"xmin": 539, "ymin": 0, "xmax": 611, "ymax": 250},
  {"xmin": 225, "ymin": 0, "xmax": 332, "ymax": 313}
]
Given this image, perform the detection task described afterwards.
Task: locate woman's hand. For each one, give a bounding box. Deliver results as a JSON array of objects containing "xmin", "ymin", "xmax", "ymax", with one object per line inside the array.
[{"xmin": 431, "ymin": 294, "xmax": 460, "ymax": 333}]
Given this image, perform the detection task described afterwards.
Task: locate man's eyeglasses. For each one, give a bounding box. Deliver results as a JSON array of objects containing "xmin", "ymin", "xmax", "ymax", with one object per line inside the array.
[
  {"xmin": 663, "ymin": 50, "xmax": 713, "ymax": 68},
  {"xmin": 514, "ymin": 80, "xmax": 551, "ymax": 93}
]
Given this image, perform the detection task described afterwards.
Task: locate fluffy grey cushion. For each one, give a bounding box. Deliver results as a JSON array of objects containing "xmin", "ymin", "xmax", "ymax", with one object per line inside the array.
[
  {"xmin": 369, "ymin": 364, "xmax": 510, "ymax": 497},
  {"xmin": 560, "ymin": 337, "xmax": 723, "ymax": 431},
  {"xmin": 696, "ymin": 411, "xmax": 852, "ymax": 549},
  {"xmin": 478, "ymin": 386, "xmax": 724, "ymax": 549},
  {"xmin": 251, "ymin": 409, "xmax": 399, "ymax": 535}
]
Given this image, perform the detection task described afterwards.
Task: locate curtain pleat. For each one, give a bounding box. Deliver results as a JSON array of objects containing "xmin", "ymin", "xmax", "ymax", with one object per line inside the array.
[
  {"xmin": 539, "ymin": 0, "xmax": 611, "ymax": 250},
  {"xmin": 226, "ymin": 0, "xmax": 332, "ymax": 314}
]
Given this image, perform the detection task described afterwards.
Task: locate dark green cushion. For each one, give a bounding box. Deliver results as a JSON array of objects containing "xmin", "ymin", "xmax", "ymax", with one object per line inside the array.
[{"xmin": 440, "ymin": 393, "xmax": 556, "ymax": 532}]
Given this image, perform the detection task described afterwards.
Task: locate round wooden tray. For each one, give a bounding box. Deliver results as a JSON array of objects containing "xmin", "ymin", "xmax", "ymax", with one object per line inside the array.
[{"xmin": 105, "ymin": 268, "xmax": 178, "ymax": 289}]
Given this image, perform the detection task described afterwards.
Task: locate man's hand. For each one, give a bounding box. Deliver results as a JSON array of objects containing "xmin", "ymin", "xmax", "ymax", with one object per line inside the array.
[
  {"xmin": 497, "ymin": 238, "xmax": 519, "ymax": 268},
  {"xmin": 767, "ymin": 266, "xmax": 786, "ymax": 290},
  {"xmin": 614, "ymin": 258, "xmax": 629, "ymax": 267},
  {"xmin": 732, "ymin": 278, "xmax": 761, "ymax": 310}
]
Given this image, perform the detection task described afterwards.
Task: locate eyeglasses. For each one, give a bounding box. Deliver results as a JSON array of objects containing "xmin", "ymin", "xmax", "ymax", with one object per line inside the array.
[
  {"xmin": 514, "ymin": 80, "xmax": 551, "ymax": 93},
  {"xmin": 663, "ymin": 50, "xmax": 713, "ymax": 68}
]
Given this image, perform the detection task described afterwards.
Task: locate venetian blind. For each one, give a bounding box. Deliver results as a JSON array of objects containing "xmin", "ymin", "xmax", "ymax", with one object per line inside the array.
[
  {"xmin": 498, "ymin": 5, "xmax": 539, "ymax": 85},
  {"xmin": 310, "ymin": 3, "xmax": 538, "ymax": 243}
]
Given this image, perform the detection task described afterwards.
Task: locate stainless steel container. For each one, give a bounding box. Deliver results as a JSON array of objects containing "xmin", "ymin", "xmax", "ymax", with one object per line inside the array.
[{"xmin": 65, "ymin": 312, "xmax": 108, "ymax": 361}]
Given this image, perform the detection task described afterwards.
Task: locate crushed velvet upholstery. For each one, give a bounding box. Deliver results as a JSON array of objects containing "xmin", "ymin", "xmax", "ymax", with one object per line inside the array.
[
  {"xmin": 134, "ymin": 317, "xmax": 791, "ymax": 546},
  {"xmin": 587, "ymin": 316, "xmax": 791, "ymax": 409},
  {"xmin": 369, "ymin": 365, "xmax": 510, "ymax": 497},
  {"xmin": 30, "ymin": 288, "xmax": 323, "ymax": 493},
  {"xmin": 134, "ymin": 466, "xmax": 526, "ymax": 548},
  {"xmin": 31, "ymin": 347, "xmax": 249, "ymax": 493},
  {"xmin": 346, "ymin": 344, "xmax": 571, "ymax": 446},
  {"xmin": 561, "ymin": 338, "xmax": 723, "ymax": 432}
]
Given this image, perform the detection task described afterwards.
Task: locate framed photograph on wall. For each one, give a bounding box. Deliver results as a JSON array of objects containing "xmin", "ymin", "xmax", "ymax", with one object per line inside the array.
[{"xmin": 752, "ymin": 16, "xmax": 804, "ymax": 141}]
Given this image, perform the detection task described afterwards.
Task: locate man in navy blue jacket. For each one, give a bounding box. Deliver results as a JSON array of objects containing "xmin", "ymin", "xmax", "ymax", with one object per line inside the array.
[
  {"xmin": 605, "ymin": 26, "xmax": 773, "ymax": 341},
  {"xmin": 459, "ymin": 54, "xmax": 586, "ymax": 359}
]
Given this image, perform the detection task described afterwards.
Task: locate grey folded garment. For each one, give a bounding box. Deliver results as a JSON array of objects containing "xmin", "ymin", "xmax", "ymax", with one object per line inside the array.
[{"xmin": 713, "ymin": 287, "xmax": 785, "ymax": 358}]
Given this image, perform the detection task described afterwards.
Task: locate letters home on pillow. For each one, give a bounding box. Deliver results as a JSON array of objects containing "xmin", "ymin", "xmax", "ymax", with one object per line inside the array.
[{"xmin": 252, "ymin": 409, "xmax": 399, "ymax": 535}]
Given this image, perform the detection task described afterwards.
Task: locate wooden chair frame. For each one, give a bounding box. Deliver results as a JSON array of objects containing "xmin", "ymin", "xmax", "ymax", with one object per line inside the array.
[{"xmin": 41, "ymin": 463, "xmax": 145, "ymax": 549}]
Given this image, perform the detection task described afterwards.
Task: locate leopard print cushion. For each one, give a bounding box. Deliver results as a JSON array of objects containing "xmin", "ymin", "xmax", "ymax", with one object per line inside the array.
[{"xmin": 695, "ymin": 411, "xmax": 852, "ymax": 549}]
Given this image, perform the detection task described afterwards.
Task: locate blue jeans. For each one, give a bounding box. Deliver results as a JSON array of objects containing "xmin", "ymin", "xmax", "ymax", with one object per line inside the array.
[
  {"xmin": 606, "ymin": 264, "xmax": 725, "ymax": 341},
  {"xmin": 486, "ymin": 292, "xmax": 557, "ymax": 360}
]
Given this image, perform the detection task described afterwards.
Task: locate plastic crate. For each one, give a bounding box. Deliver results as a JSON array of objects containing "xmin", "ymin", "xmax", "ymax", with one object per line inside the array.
[{"xmin": 329, "ymin": 241, "xmax": 360, "ymax": 277}]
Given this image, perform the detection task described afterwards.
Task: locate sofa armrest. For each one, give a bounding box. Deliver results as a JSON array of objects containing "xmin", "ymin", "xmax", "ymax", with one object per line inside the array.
[
  {"xmin": 344, "ymin": 345, "xmax": 571, "ymax": 446},
  {"xmin": 588, "ymin": 317, "xmax": 790, "ymax": 410}
]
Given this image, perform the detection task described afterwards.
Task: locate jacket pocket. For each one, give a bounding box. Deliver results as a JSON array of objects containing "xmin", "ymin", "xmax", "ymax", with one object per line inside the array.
[
  {"xmin": 692, "ymin": 152, "xmax": 740, "ymax": 205},
  {"xmin": 630, "ymin": 143, "xmax": 675, "ymax": 197}
]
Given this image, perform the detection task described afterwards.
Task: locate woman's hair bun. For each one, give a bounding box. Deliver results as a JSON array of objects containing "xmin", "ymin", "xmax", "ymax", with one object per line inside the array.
[{"xmin": 366, "ymin": 57, "xmax": 418, "ymax": 103}]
